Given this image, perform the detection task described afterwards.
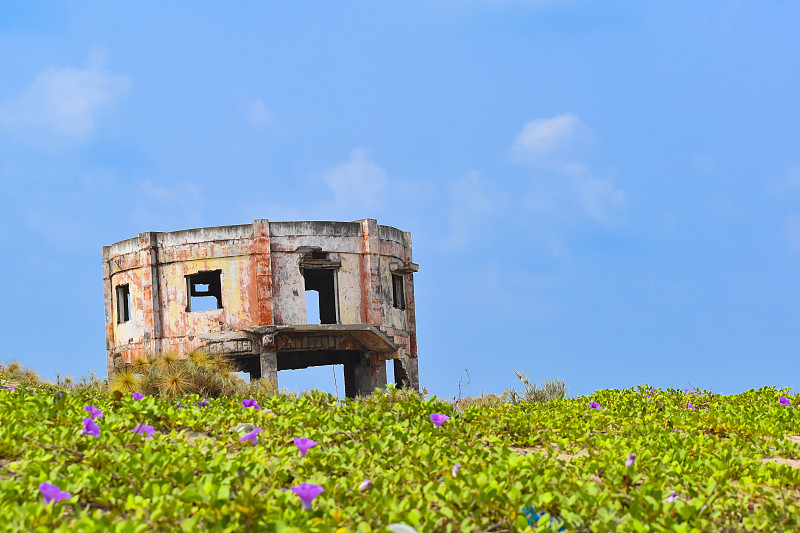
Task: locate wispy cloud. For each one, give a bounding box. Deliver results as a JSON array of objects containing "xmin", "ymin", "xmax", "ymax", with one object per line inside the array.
[
  {"xmin": 242, "ymin": 97, "xmax": 275, "ymax": 129},
  {"xmin": 511, "ymin": 113, "xmax": 627, "ymax": 224},
  {"xmin": 320, "ymin": 148, "xmax": 390, "ymax": 211},
  {"xmin": 440, "ymin": 170, "xmax": 504, "ymax": 251},
  {"xmin": 0, "ymin": 52, "xmax": 129, "ymax": 147},
  {"xmin": 132, "ymin": 180, "xmax": 204, "ymax": 229}
]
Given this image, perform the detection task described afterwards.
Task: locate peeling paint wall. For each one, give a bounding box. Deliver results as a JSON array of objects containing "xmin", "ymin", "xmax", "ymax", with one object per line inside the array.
[{"xmin": 103, "ymin": 219, "xmax": 418, "ymax": 374}]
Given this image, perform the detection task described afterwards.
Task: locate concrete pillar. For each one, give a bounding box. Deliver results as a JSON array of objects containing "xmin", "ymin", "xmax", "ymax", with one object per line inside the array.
[
  {"xmin": 344, "ymin": 351, "xmax": 387, "ymax": 398},
  {"xmin": 394, "ymin": 357, "xmax": 419, "ymax": 392},
  {"xmin": 102, "ymin": 246, "xmax": 116, "ymax": 375},
  {"xmin": 259, "ymin": 352, "xmax": 278, "ymax": 388}
]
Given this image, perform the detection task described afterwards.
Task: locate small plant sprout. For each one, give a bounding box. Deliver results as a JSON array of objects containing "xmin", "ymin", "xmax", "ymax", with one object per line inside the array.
[
  {"xmin": 452, "ymin": 464, "xmax": 461, "ymax": 477},
  {"xmin": 625, "ymin": 453, "xmax": 636, "ymax": 467},
  {"xmin": 242, "ymin": 398, "xmax": 259, "ymax": 410},
  {"xmin": 293, "ymin": 437, "xmax": 318, "ymax": 457},
  {"xmin": 780, "ymin": 396, "xmax": 792, "ymax": 406},
  {"xmin": 81, "ymin": 418, "xmax": 100, "ymax": 438},
  {"xmin": 239, "ymin": 426, "xmax": 262, "ymax": 444},
  {"xmin": 358, "ymin": 479, "xmax": 373, "ymax": 491},
  {"xmin": 430, "ymin": 413, "xmax": 450, "ymax": 428},
  {"xmin": 84, "ymin": 405, "xmax": 103, "ymax": 419},
  {"xmin": 38, "ymin": 482, "xmax": 72, "ymax": 505},
  {"xmin": 665, "ymin": 491, "xmax": 678, "ymax": 503},
  {"xmin": 131, "ymin": 424, "xmax": 155, "ymax": 439},
  {"xmin": 131, "ymin": 392, "xmax": 145, "ymax": 401},
  {"xmin": 290, "ymin": 482, "xmax": 324, "ymax": 510}
]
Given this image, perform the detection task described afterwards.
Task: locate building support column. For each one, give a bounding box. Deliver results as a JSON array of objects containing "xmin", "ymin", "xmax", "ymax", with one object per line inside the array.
[
  {"xmin": 259, "ymin": 351, "xmax": 278, "ymax": 388},
  {"xmin": 394, "ymin": 357, "xmax": 419, "ymax": 392},
  {"xmin": 344, "ymin": 351, "xmax": 386, "ymax": 398}
]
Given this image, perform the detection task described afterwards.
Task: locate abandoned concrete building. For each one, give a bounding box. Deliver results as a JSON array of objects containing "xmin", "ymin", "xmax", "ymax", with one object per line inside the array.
[{"xmin": 102, "ymin": 219, "xmax": 419, "ymax": 397}]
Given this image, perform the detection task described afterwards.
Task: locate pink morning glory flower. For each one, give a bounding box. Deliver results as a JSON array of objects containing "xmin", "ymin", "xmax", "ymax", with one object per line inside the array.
[
  {"xmin": 430, "ymin": 414, "xmax": 450, "ymax": 428},
  {"xmin": 242, "ymin": 398, "xmax": 259, "ymax": 410},
  {"xmin": 81, "ymin": 417, "xmax": 100, "ymax": 438},
  {"xmin": 5, "ymin": 387, "xmax": 15, "ymax": 392},
  {"xmin": 38, "ymin": 482, "xmax": 72, "ymax": 505},
  {"xmin": 291, "ymin": 482, "xmax": 325, "ymax": 510},
  {"xmin": 195, "ymin": 398, "xmax": 209, "ymax": 408},
  {"xmin": 293, "ymin": 437, "xmax": 318, "ymax": 457},
  {"xmin": 84, "ymin": 405, "xmax": 103, "ymax": 419},
  {"xmin": 239, "ymin": 426, "xmax": 262, "ymax": 444},
  {"xmin": 684, "ymin": 388, "xmax": 693, "ymax": 394},
  {"xmin": 625, "ymin": 453, "xmax": 636, "ymax": 467},
  {"xmin": 358, "ymin": 479, "xmax": 373, "ymax": 491},
  {"xmin": 589, "ymin": 401, "xmax": 601, "ymax": 410},
  {"xmin": 687, "ymin": 403, "xmax": 695, "ymax": 411},
  {"xmin": 779, "ymin": 396, "xmax": 792, "ymax": 406},
  {"xmin": 131, "ymin": 424, "xmax": 155, "ymax": 439},
  {"xmin": 453, "ymin": 405, "xmax": 462, "ymax": 415},
  {"xmin": 131, "ymin": 392, "xmax": 145, "ymax": 401},
  {"xmin": 55, "ymin": 391, "xmax": 63, "ymax": 397},
  {"xmin": 452, "ymin": 464, "xmax": 461, "ymax": 477},
  {"xmin": 665, "ymin": 491, "xmax": 678, "ymax": 503}
]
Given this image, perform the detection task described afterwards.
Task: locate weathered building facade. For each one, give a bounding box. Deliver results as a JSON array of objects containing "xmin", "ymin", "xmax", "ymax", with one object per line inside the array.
[{"xmin": 102, "ymin": 219, "xmax": 419, "ymax": 396}]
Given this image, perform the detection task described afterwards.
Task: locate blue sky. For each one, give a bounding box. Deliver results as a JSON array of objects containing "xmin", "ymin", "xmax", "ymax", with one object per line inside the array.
[{"xmin": 2, "ymin": 1, "xmax": 799, "ymax": 399}]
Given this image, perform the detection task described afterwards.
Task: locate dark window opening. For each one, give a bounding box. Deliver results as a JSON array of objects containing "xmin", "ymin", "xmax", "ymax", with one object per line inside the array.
[
  {"xmin": 186, "ymin": 270, "xmax": 223, "ymax": 312},
  {"xmin": 303, "ymin": 268, "xmax": 338, "ymax": 324},
  {"xmin": 392, "ymin": 274, "xmax": 406, "ymax": 310},
  {"xmin": 311, "ymin": 251, "xmax": 328, "ymax": 260},
  {"xmin": 116, "ymin": 284, "xmax": 131, "ymax": 324}
]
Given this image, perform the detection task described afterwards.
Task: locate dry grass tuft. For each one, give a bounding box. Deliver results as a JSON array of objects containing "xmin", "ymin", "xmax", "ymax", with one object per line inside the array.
[{"xmin": 108, "ymin": 367, "xmax": 141, "ymax": 394}]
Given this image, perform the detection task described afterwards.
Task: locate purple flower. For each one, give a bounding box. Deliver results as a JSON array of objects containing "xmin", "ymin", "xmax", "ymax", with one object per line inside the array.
[
  {"xmin": 589, "ymin": 401, "xmax": 601, "ymax": 410},
  {"xmin": 665, "ymin": 491, "xmax": 678, "ymax": 503},
  {"xmin": 242, "ymin": 398, "xmax": 259, "ymax": 410},
  {"xmin": 38, "ymin": 482, "xmax": 72, "ymax": 505},
  {"xmin": 81, "ymin": 417, "xmax": 100, "ymax": 438},
  {"xmin": 239, "ymin": 426, "xmax": 262, "ymax": 444},
  {"xmin": 131, "ymin": 392, "xmax": 145, "ymax": 401},
  {"xmin": 780, "ymin": 396, "xmax": 792, "ymax": 406},
  {"xmin": 84, "ymin": 405, "xmax": 103, "ymax": 419},
  {"xmin": 687, "ymin": 403, "xmax": 695, "ymax": 411},
  {"xmin": 625, "ymin": 453, "xmax": 636, "ymax": 467},
  {"xmin": 684, "ymin": 388, "xmax": 693, "ymax": 394},
  {"xmin": 453, "ymin": 405, "xmax": 462, "ymax": 415},
  {"xmin": 131, "ymin": 424, "xmax": 155, "ymax": 439},
  {"xmin": 358, "ymin": 479, "xmax": 373, "ymax": 491},
  {"xmin": 5, "ymin": 387, "xmax": 15, "ymax": 392},
  {"xmin": 55, "ymin": 391, "xmax": 63, "ymax": 397},
  {"xmin": 452, "ymin": 464, "xmax": 461, "ymax": 477},
  {"xmin": 430, "ymin": 414, "xmax": 450, "ymax": 428},
  {"xmin": 291, "ymin": 482, "xmax": 325, "ymax": 510},
  {"xmin": 195, "ymin": 398, "xmax": 209, "ymax": 408},
  {"xmin": 293, "ymin": 437, "xmax": 318, "ymax": 457}
]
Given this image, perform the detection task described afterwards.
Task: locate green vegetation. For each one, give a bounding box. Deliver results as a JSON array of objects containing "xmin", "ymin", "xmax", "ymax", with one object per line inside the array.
[{"xmin": 0, "ymin": 363, "xmax": 798, "ymax": 532}]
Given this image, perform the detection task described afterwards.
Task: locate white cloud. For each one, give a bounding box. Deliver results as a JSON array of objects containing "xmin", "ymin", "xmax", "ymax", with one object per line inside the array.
[
  {"xmin": 511, "ymin": 113, "xmax": 627, "ymax": 224},
  {"xmin": 511, "ymin": 113, "xmax": 592, "ymax": 164},
  {"xmin": 320, "ymin": 148, "xmax": 390, "ymax": 210},
  {"xmin": 0, "ymin": 54, "xmax": 129, "ymax": 146},
  {"xmin": 441, "ymin": 171, "xmax": 504, "ymax": 251},
  {"xmin": 243, "ymin": 98, "xmax": 274, "ymax": 129}
]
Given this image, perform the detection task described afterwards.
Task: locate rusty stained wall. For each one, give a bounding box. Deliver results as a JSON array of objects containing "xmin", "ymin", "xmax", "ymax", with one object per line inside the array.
[{"xmin": 104, "ymin": 219, "xmax": 417, "ymax": 372}]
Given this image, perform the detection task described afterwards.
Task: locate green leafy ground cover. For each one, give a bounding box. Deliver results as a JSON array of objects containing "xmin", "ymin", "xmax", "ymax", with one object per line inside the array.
[{"xmin": 0, "ymin": 380, "xmax": 799, "ymax": 532}]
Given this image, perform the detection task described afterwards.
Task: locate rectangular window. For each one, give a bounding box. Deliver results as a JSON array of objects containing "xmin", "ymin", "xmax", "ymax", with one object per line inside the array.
[
  {"xmin": 116, "ymin": 284, "xmax": 131, "ymax": 324},
  {"xmin": 186, "ymin": 270, "xmax": 223, "ymax": 312},
  {"xmin": 303, "ymin": 268, "xmax": 338, "ymax": 324},
  {"xmin": 392, "ymin": 274, "xmax": 405, "ymax": 310}
]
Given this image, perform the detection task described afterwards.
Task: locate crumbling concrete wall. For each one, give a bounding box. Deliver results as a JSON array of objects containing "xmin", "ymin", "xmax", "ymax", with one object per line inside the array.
[{"xmin": 103, "ymin": 219, "xmax": 419, "ymax": 396}]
